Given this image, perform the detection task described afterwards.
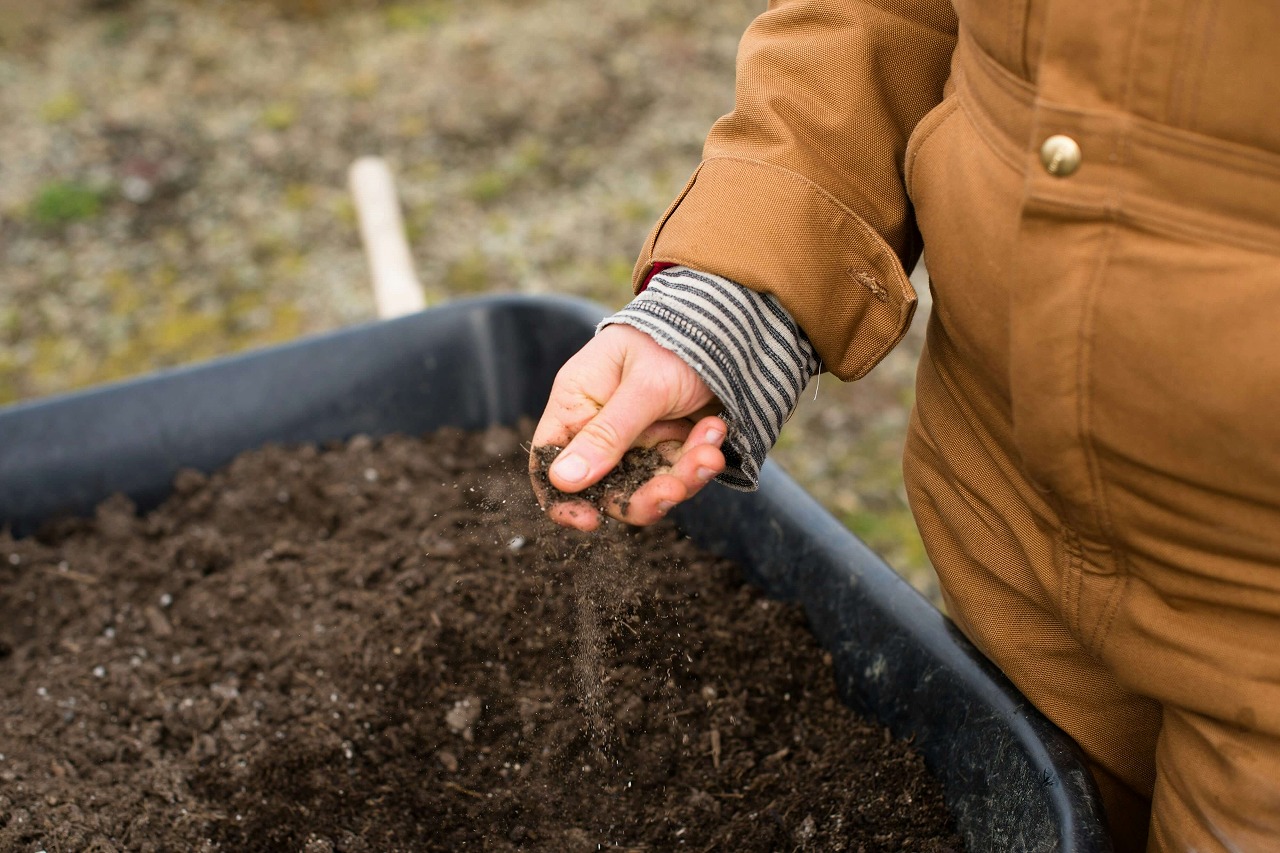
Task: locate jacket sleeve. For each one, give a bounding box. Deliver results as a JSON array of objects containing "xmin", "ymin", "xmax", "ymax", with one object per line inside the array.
[{"xmin": 632, "ymin": 0, "xmax": 958, "ymax": 380}]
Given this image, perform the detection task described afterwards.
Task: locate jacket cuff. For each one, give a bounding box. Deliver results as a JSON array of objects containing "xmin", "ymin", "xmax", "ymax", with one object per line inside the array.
[
  {"xmin": 632, "ymin": 155, "xmax": 917, "ymax": 381},
  {"xmin": 600, "ymin": 266, "xmax": 819, "ymax": 492}
]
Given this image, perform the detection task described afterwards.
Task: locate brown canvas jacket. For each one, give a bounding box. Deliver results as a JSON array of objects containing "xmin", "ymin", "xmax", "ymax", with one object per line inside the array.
[{"xmin": 632, "ymin": 0, "xmax": 1280, "ymax": 380}]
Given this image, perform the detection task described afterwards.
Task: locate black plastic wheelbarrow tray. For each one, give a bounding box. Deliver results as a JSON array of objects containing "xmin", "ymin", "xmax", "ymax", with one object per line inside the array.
[{"xmin": 0, "ymin": 294, "xmax": 1111, "ymax": 852}]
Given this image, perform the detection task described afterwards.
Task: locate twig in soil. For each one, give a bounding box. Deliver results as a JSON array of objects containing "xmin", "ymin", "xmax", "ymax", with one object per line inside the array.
[
  {"xmin": 41, "ymin": 566, "xmax": 99, "ymax": 584},
  {"xmin": 443, "ymin": 781, "xmax": 485, "ymax": 799}
]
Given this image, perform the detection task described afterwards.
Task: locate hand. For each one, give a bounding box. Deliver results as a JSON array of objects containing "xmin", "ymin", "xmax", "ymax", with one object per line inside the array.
[{"xmin": 530, "ymin": 324, "xmax": 727, "ymax": 531}]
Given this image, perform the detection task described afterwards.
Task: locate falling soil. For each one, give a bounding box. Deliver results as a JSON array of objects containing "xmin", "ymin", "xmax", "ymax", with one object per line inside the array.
[{"xmin": 0, "ymin": 426, "xmax": 961, "ymax": 852}]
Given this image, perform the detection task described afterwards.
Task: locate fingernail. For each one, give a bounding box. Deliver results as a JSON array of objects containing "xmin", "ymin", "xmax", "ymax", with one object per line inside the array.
[
  {"xmin": 657, "ymin": 500, "xmax": 676, "ymax": 514},
  {"xmin": 696, "ymin": 467, "xmax": 715, "ymax": 482},
  {"xmin": 705, "ymin": 428, "xmax": 724, "ymax": 445},
  {"xmin": 553, "ymin": 453, "xmax": 589, "ymax": 483}
]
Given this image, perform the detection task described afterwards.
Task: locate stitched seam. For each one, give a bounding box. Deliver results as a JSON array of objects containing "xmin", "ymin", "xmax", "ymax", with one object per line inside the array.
[
  {"xmin": 1023, "ymin": 193, "xmax": 1280, "ymax": 256},
  {"xmin": 637, "ymin": 166, "xmax": 702, "ymax": 290},
  {"xmin": 905, "ymin": 96, "xmax": 962, "ymax": 199},
  {"xmin": 637, "ymin": 252, "xmax": 913, "ymax": 380},
  {"xmin": 1131, "ymin": 120, "xmax": 1280, "ymax": 177},
  {"xmin": 1072, "ymin": 542, "xmax": 1086, "ymax": 642},
  {"xmin": 958, "ymin": 96, "xmax": 1023, "ymax": 174},
  {"xmin": 964, "ymin": 26, "xmax": 1038, "ymax": 106},
  {"xmin": 1090, "ymin": 570, "xmax": 1130, "ymax": 656},
  {"xmin": 1063, "ymin": 527, "xmax": 1085, "ymax": 639},
  {"xmin": 1116, "ymin": 203, "xmax": 1280, "ymax": 256},
  {"xmin": 1076, "ymin": 222, "xmax": 1122, "ymax": 552},
  {"xmin": 1165, "ymin": 0, "xmax": 1202, "ymax": 126},
  {"xmin": 1076, "ymin": 224, "xmax": 1132, "ymax": 654},
  {"xmin": 957, "ymin": 86, "xmax": 1024, "ymax": 175},
  {"xmin": 1118, "ymin": 0, "xmax": 1151, "ymax": 115},
  {"xmin": 965, "ymin": 21, "xmax": 1280, "ymax": 175},
  {"xmin": 1016, "ymin": 0, "xmax": 1034, "ymax": 81},
  {"xmin": 1184, "ymin": 0, "xmax": 1220, "ymax": 133}
]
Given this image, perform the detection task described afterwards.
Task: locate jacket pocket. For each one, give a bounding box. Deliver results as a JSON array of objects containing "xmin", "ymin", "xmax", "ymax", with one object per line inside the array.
[{"xmin": 904, "ymin": 95, "xmax": 961, "ymax": 202}]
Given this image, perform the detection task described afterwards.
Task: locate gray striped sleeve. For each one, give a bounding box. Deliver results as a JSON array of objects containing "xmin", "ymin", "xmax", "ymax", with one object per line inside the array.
[{"xmin": 598, "ymin": 266, "xmax": 820, "ymax": 491}]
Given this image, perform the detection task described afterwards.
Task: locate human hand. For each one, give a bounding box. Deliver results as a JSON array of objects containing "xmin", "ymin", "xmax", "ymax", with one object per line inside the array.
[{"xmin": 529, "ymin": 324, "xmax": 727, "ymax": 531}]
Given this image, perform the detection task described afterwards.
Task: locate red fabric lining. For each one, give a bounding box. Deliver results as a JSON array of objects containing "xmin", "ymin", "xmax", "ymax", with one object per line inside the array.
[{"xmin": 639, "ymin": 262, "xmax": 677, "ymax": 292}]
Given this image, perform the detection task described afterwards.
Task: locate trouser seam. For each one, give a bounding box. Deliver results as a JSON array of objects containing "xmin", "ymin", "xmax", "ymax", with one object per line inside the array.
[
  {"xmin": 1061, "ymin": 525, "xmax": 1085, "ymax": 639},
  {"xmin": 1090, "ymin": 571, "xmax": 1130, "ymax": 658},
  {"xmin": 1077, "ymin": 222, "xmax": 1120, "ymax": 544},
  {"xmin": 1077, "ymin": 222, "xmax": 1130, "ymax": 656}
]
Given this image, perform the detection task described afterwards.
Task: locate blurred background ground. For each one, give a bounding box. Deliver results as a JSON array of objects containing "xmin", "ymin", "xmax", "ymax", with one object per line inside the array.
[{"xmin": 0, "ymin": 0, "xmax": 937, "ymax": 602}]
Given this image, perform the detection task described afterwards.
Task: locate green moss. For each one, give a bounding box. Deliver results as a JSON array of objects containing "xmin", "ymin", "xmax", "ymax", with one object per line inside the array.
[
  {"xmin": 0, "ymin": 351, "xmax": 19, "ymax": 406},
  {"xmin": 0, "ymin": 306, "xmax": 19, "ymax": 338},
  {"xmin": 105, "ymin": 270, "xmax": 143, "ymax": 316},
  {"xmin": 466, "ymin": 169, "xmax": 510, "ymax": 205},
  {"xmin": 271, "ymin": 250, "xmax": 307, "ymax": 279},
  {"xmin": 612, "ymin": 197, "xmax": 659, "ymax": 225},
  {"xmin": 605, "ymin": 256, "xmax": 635, "ymax": 286},
  {"xmin": 402, "ymin": 199, "xmax": 435, "ymax": 244},
  {"xmin": 283, "ymin": 183, "xmax": 315, "ymax": 211},
  {"xmin": 443, "ymin": 251, "xmax": 492, "ymax": 294},
  {"xmin": 251, "ymin": 233, "xmax": 290, "ymax": 264},
  {"xmin": 40, "ymin": 92, "xmax": 84, "ymax": 124},
  {"xmin": 486, "ymin": 211, "xmax": 511, "ymax": 236},
  {"xmin": 843, "ymin": 505, "xmax": 934, "ymax": 595},
  {"xmin": 384, "ymin": 1, "xmax": 451, "ymax": 31},
  {"xmin": 513, "ymin": 138, "xmax": 548, "ymax": 174},
  {"xmin": 29, "ymin": 181, "xmax": 104, "ymax": 226},
  {"xmin": 464, "ymin": 139, "xmax": 550, "ymax": 206},
  {"xmin": 261, "ymin": 102, "xmax": 299, "ymax": 131},
  {"xmin": 332, "ymin": 196, "xmax": 358, "ymax": 228}
]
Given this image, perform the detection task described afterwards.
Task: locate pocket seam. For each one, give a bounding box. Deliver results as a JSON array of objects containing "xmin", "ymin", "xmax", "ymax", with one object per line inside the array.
[{"xmin": 905, "ymin": 95, "xmax": 962, "ymax": 200}]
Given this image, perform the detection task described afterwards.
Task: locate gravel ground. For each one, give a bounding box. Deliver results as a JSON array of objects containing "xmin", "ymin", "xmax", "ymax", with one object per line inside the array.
[{"xmin": 0, "ymin": 0, "xmax": 937, "ymax": 601}]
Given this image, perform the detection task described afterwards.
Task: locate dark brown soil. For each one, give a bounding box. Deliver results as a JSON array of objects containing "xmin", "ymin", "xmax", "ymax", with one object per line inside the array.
[
  {"xmin": 0, "ymin": 426, "xmax": 961, "ymax": 852},
  {"xmin": 530, "ymin": 444, "xmax": 671, "ymax": 515}
]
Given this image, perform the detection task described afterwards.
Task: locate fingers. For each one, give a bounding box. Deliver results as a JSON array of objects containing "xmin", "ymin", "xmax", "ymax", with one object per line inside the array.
[
  {"xmin": 543, "ymin": 377, "xmax": 674, "ymax": 495},
  {"xmin": 534, "ymin": 416, "xmax": 728, "ymax": 532},
  {"xmin": 528, "ymin": 325, "xmax": 725, "ymax": 531},
  {"xmin": 544, "ymin": 499, "xmax": 606, "ymax": 532},
  {"xmin": 530, "ymin": 330, "xmax": 662, "ymax": 494},
  {"xmin": 605, "ymin": 415, "xmax": 728, "ymax": 526}
]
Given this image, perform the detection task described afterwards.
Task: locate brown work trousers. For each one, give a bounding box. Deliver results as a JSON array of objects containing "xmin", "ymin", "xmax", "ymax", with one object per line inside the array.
[{"xmin": 903, "ymin": 34, "xmax": 1280, "ymax": 853}]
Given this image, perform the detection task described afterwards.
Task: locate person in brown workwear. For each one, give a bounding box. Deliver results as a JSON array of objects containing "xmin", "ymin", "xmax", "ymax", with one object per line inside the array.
[{"xmin": 529, "ymin": 1, "xmax": 1280, "ymax": 850}]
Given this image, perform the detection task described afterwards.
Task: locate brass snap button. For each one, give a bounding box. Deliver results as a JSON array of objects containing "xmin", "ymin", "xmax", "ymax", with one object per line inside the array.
[{"xmin": 1039, "ymin": 135, "xmax": 1082, "ymax": 177}]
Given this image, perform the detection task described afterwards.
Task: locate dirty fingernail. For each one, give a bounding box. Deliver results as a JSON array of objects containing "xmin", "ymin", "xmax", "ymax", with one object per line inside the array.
[
  {"xmin": 705, "ymin": 428, "xmax": 724, "ymax": 445},
  {"xmin": 657, "ymin": 500, "xmax": 676, "ymax": 514},
  {"xmin": 553, "ymin": 453, "xmax": 589, "ymax": 483},
  {"xmin": 696, "ymin": 467, "xmax": 715, "ymax": 482}
]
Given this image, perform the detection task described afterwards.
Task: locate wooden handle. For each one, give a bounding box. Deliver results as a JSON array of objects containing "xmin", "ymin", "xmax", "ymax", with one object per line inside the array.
[{"xmin": 349, "ymin": 156, "xmax": 427, "ymax": 319}]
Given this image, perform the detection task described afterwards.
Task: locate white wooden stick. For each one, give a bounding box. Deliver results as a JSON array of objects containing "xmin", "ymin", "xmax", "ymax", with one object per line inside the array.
[{"xmin": 349, "ymin": 156, "xmax": 427, "ymax": 319}]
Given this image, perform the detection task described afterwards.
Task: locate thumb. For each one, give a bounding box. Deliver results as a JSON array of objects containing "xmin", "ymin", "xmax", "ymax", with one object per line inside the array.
[{"xmin": 548, "ymin": 377, "xmax": 671, "ymax": 493}]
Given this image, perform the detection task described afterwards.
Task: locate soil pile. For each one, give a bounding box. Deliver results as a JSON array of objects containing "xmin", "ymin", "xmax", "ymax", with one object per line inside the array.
[{"xmin": 0, "ymin": 427, "xmax": 960, "ymax": 852}]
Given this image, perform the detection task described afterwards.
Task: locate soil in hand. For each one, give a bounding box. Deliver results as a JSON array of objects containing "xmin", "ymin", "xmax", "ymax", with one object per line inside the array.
[
  {"xmin": 530, "ymin": 443, "xmax": 670, "ymax": 515},
  {"xmin": 0, "ymin": 426, "xmax": 961, "ymax": 852}
]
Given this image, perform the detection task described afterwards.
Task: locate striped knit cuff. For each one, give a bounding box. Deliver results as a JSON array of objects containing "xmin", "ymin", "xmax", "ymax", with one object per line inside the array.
[{"xmin": 599, "ymin": 266, "xmax": 820, "ymax": 491}]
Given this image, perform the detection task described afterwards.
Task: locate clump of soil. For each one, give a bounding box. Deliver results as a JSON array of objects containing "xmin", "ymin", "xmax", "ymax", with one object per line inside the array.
[
  {"xmin": 0, "ymin": 426, "xmax": 961, "ymax": 852},
  {"xmin": 530, "ymin": 444, "xmax": 670, "ymax": 515}
]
